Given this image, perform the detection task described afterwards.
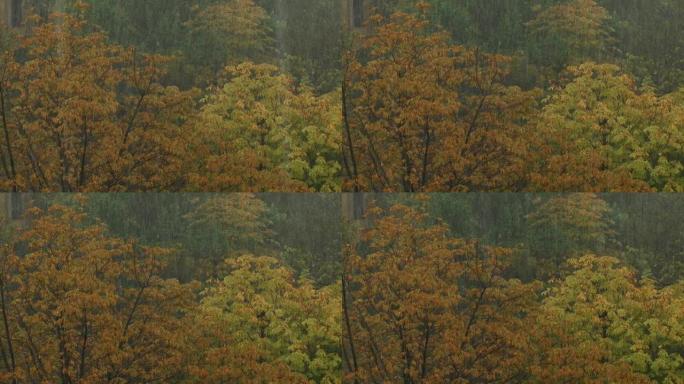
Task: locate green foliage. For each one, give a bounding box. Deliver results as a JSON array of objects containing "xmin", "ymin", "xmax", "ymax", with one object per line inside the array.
[
  {"xmin": 534, "ymin": 255, "xmax": 684, "ymax": 383},
  {"xmin": 189, "ymin": 63, "xmax": 341, "ymax": 192},
  {"xmin": 532, "ymin": 63, "xmax": 684, "ymax": 191},
  {"xmin": 194, "ymin": 255, "xmax": 342, "ymax": 383}
]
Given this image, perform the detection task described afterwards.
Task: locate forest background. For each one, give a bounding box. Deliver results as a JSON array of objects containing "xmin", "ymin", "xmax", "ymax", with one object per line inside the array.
[{"xmin": 0, "ymin": 0, "xmax": 682, "ymax": 191}]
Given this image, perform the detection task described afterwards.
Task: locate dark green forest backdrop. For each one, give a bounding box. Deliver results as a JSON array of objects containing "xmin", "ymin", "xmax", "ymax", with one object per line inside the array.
[
  {"xmin": 17, "ymin": 0, "xmax": 683, "ymax": 92},
  {"xmin": 365, "ymin": 193, "xmax": 684, "ymax": 285}
]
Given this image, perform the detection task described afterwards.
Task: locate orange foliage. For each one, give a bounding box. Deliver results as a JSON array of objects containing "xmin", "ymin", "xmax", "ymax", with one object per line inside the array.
[
  {"xmin": 0, "ymin": 202, "xmax": 196, "ymax": 383},
  {"xmin": 343, "ymin": 201, "xmax": 541, "ymax": 382},
  {"xmin": 343, "ymin": 7, "xmax": 539, "ymax": 192},
  {"xmin": 0, "ymin": 12, "xmax": 197, "ymax": 192},
  {"xmin": 342, "ymin": 198, "xmax": 684, "ymax": 383}
]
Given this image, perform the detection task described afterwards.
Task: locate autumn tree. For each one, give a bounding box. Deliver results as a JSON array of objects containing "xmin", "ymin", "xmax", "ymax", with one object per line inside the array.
[
  {"xmin": 530, "ymin": 255, "xmax": 684, "ymax": 383},
  {"xmin": 343, "ymin": 5, "xmax": 539, "ymax": 192},
  {"xmin": 0, "ymin": 8, "xmax": 197, "ymax": 192},
  {"xmin": 188, "ymin": 62, "xmax": 342, "ymax": 192},
  {"xmin": 343, "ymin": 201, "xmax": 540, "ymax": 383},
  {"xmin": 529, "ymin": 63, "xmax": 684, "ymax": 192},
  {"xmin": 0, "ymin": 201, "xmax": 196, "ymax": 383},
  {"xmin": 186, "ymin": 255, "xmax": 341, "ymax": 384}
]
